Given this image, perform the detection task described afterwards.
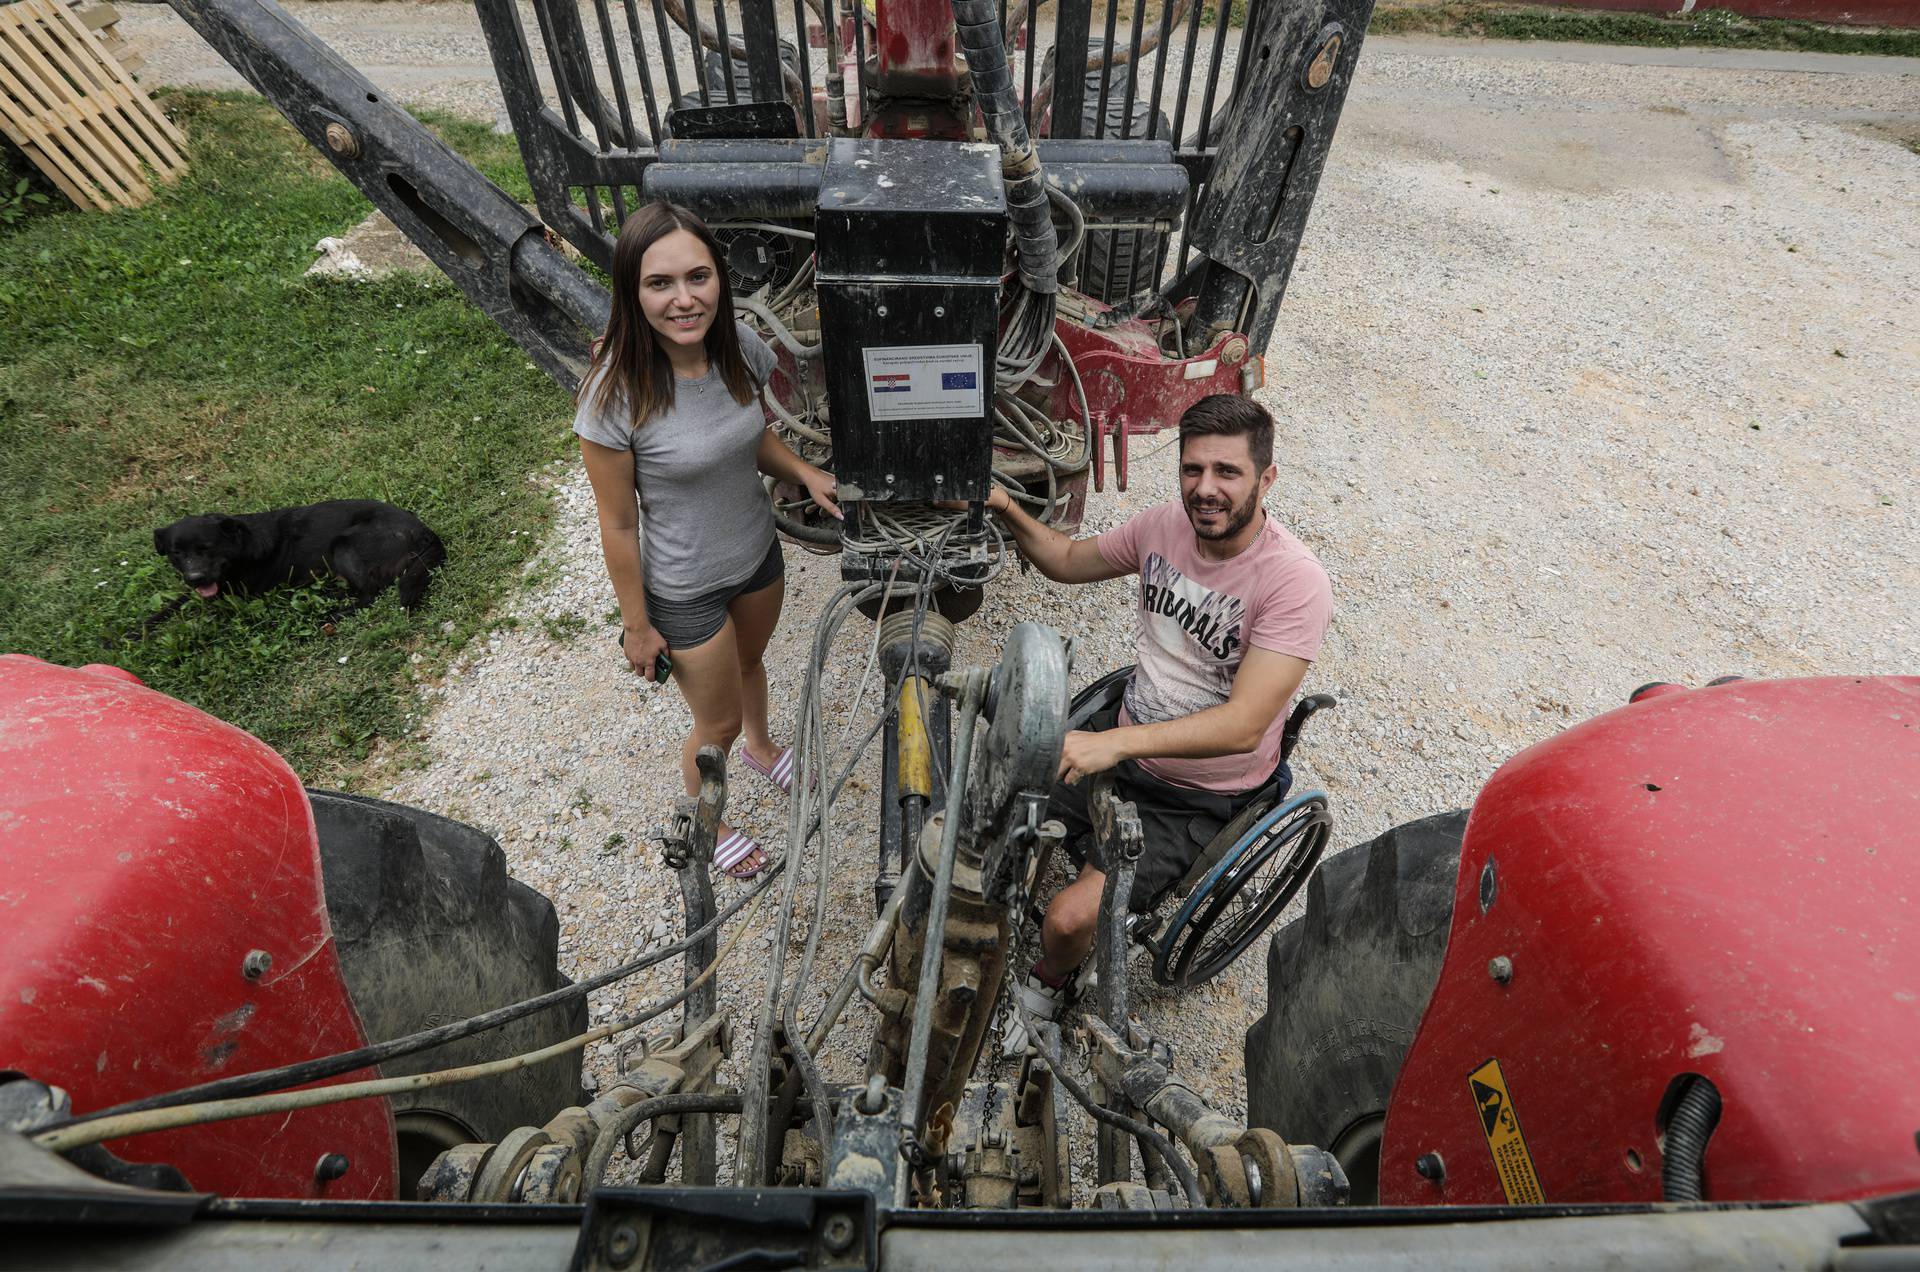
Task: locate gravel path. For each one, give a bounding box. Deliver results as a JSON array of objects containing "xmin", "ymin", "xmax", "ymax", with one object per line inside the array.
[{"xmin": 127, "ymin": 4, "xmax": 1920, "ymax": 1185}]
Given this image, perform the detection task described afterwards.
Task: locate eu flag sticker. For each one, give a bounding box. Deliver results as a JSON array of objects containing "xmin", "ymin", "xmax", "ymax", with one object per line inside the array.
[{"xmin": 941, "ymin": 371, "xmax": 977, "ymax": 391}]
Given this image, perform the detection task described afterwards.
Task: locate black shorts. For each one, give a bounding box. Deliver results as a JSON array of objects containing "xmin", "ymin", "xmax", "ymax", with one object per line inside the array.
[
  {"xmin": 1047, "ymin": 701, "xmax": 1288, "ymax": 913},
  {"xmin": 644, "ymin": 538, "xmax": 784, "ymax": 649}
]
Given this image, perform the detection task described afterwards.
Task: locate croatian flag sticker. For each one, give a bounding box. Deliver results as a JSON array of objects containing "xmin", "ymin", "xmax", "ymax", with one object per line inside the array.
[{"xmin": 871, "ymin": 372, "xmax": 912, "ymax": 393}]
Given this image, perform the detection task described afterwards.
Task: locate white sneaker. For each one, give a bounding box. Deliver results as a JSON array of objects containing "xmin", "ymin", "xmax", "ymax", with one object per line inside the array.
[{"xmin": 999, "ymin": 972, "xmax": 1066, "ymax": 1059}]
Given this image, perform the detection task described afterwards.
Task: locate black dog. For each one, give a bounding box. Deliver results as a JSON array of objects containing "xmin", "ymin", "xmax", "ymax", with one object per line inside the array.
[{"xmin": 152, "ymin": 500, "xmax": 445, "ymax": 612}]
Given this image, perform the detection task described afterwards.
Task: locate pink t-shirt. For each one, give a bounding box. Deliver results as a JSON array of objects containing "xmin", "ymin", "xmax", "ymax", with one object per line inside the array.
[{"xmin": 1096, "ymin": 501, "xmax": 1332, "ymax": 793}]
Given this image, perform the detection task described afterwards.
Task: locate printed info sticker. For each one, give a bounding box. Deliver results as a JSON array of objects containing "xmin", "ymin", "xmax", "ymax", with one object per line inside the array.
[{"xmin": 862, "ymin": 343, "xmax": 986, "ymax": 422}]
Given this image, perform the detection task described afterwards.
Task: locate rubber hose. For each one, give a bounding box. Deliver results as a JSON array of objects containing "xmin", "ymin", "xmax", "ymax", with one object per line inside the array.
[
  {"xmin": 951, "ymin": 0, "xmax": 1059, "ymax": 293},
  {"xmin": 773, "ymin": 505, "xmax": 843, "ymax": 547},
  {"xmin": 1661, "ymin": 1077, "xmax": 1721, "ymax": 1202},
  {"xmin": 584, "ymin": 1092, "xmax": 746, "ymax": 1193}
]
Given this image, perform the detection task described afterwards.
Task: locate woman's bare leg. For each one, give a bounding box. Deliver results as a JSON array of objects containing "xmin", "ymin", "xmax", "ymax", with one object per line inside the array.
[
  {"xmin": 668, "ymin": 618, "xmax": 766, "ymax": 873},
  {"xmin": 726, "ymin": 571, "xmax": 786, "ymax": 770}
]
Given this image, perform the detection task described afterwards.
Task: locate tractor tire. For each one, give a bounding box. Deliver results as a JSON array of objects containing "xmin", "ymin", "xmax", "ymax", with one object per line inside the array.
[
  {"xmin": 1243, "ymin": 809, "xmax": 1468, "ymax": 1204},
  {"xmin": 1078, "ymin": 63, "xmax": 1174, "ymax": 305},
  {"xmin": 308, "ymin": 790, "xmax": 586, "ymax": 1195}
]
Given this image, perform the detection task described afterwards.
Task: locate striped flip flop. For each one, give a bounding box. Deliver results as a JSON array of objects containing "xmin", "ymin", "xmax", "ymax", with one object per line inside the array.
[
  {"xmin": 739, "ymin": 744, "xmax": 797, "ymax": 795},
  {"xmin": 714, "ymin": 829, "xmax": 768, "ymax": 880}
]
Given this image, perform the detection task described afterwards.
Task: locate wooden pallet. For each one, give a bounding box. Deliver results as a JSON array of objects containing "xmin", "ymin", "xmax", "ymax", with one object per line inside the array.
[
  {"xmin": 70, "ymin": 1, "xmax": 142, "ymax": 77},
  {"xmin": 0, "ymin": 0, "xmax": 184, "ymax": 211}
]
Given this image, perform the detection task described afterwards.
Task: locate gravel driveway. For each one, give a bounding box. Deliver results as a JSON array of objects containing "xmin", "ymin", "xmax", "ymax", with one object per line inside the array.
[{"xmin": 127, "ymin": 3, "xmax": 1920, "ymax": 1186}]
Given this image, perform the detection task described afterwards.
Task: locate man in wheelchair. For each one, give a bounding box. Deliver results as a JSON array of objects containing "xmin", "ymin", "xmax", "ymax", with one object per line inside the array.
[{"xmin": 983, "ymin": 395, "xmax": 1332, "ymax": 1046}]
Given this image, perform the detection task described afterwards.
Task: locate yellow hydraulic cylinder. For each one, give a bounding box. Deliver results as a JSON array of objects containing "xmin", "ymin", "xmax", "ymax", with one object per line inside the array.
[{"xmin": 896, "ymin": 676, "xmax": 934, "ymax": 800}]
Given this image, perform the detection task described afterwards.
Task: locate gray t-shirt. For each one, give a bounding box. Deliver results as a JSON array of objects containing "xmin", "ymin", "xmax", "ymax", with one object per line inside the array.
[{"xmin": 573, "ymin": 322, "xmax": 778, "ymax": 600}]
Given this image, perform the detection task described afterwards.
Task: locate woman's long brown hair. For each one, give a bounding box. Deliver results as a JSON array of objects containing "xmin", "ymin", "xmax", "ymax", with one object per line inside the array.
[{"xmin": 583, "ymin": 201, "xmax": 756, "ymax": 428}]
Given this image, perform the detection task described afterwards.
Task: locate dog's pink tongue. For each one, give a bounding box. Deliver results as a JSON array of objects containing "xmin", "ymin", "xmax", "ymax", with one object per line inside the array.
[{"xmin": 195, "ymin": 583, "xmax": 219, "ymax": 598}]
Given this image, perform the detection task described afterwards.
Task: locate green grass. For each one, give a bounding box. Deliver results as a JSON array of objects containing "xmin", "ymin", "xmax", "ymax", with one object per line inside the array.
[
  {"xmin": 1371, "ymin": 3, "xmax": 1920, "ymax": 56},
  {"xmin": 0, "ymin": 91, "xmax": 575, "ymax": 783}
]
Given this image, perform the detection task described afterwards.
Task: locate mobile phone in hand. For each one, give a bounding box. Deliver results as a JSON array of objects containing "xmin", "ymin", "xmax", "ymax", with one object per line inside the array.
[{"xmin": 614, "ymin": 631, "xmax": 673, "ymax": 685}]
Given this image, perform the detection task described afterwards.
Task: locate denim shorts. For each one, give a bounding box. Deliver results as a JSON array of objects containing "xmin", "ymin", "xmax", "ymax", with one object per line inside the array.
[{"xmin": 644, "ymin": 537, "xmax": 784, "ymax": 649}]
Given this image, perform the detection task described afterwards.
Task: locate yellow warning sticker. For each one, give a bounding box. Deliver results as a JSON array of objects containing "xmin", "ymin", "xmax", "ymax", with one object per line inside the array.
[{"xmin": 1468, "ymin": 1057, "xmax": 1545, "ymax": 1204}]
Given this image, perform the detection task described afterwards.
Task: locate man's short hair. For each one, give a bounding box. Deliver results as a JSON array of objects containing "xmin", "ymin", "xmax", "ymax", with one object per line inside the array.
[{"xmin": 1177, "ymin": 395, "xmax": 1274, "ymax": 471}]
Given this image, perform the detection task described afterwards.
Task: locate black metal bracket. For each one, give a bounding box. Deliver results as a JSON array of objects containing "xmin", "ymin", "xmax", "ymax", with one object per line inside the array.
[
  {"xmin": 572, "ymin": 1187, "xmax": 875, "ymax": 1270},
  {"xmin": 1182, "ymin": 0, "xmax": 1376, "ymax": 351},
  {"xmin": 164, "ymin": 0, "xmax": 611, "ymax": 391}
]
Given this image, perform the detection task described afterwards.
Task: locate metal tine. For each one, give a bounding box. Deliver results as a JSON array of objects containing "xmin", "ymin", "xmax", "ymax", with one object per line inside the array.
[
  {"xmin": 1118, "ymin": 0, "xmax": 1147, "ymax": 139},
  {"xmin": 1194, "ymin": 0, "xmax": 1233, "ymax": 151},
  {"xmin": 589, "ymin": 0, "xmax": 640, "ymax": 148},
  {"xmin": 530, "ymin": 0, "xmax": 590, "ymax": 143},
  {"xmin": 609, "ymin": 180, "xmax": 631, "ymax": 226},
  {"xmin": 1176, "ymin": 175, "xmax": 1198, "ymax": 273},
  {"xmin": 620, "ymin": 0, "xmax": 664, "ymax": 143},
  {"xmin": 585, "ymin": 182, "xmax": 607, "ymax": 235},
  {"xmin": 1226, "ymin": 0, "xmax": 1264, "ymax": 110},
  {"xmin": 1168, "ymin": 0, "xmax": 1204, "ymax": 146},
  {"xmin": 1144, "ymin": 0, "xmax": 1179, "ymax": 140},
  {"xmin": 1021, "ymin": 0, "xmax": 1037, "ymax": 130},
  {"xmin": 713, "ymin": 0, "xmax": 737, "ymax": 104},
  {"xmin": 790, "ymin": 0, "xmax": 816, "ymax": 136},
  {"xmin": 688, "ymin": 0, "xmax": 712, "ymax": 104},
  {"xmin": 648, "ymin": 0, "xmax": 685, "ymax": 104},
  {"xmin": 1094, "ymin": 0, "xmax": 1121, "ymax": 139}
]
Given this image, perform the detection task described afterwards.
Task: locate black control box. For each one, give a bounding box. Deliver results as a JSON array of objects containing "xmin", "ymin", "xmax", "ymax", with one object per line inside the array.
[{"xmin": 815, "ymin": 138, "xmax": 1007, "ymax": 504}]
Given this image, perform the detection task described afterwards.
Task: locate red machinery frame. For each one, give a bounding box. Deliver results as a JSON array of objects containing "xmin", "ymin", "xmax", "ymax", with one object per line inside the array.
[
  {"xmin": 0, "ymin": 656, "xmax": 396, "ymax": 1200},
  {"xmin": 1383, "ymin": 675, "xmax": 1920, "ymax": 1205}
]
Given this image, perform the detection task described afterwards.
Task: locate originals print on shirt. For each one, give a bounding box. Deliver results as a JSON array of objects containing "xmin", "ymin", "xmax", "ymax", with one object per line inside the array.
[{"xmin": 1128, "ymin": 551, "xmax": 1247, "ymax": 724}]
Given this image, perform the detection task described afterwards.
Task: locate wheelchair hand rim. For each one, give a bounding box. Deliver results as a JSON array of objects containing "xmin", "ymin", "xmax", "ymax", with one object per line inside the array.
[{"xmin": 1153, "ymin": 791, "xmax": 1332, "ymax": 988}]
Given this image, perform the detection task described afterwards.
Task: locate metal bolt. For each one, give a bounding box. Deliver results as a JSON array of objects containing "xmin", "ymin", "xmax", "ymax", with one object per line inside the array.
[
  {"xmin": 606, "ymin": 1222, "xmax": 641, "ymax": 1267},
  {"xmin": 313, "ymin": 1153, "xmax": 350, "ymax": 1184},
  {"xmin": 933, "ymin": 305, "xmax": 945, "ymax": 317},
  {"xmin": 877, "ymin": 305, "xmax": 889, "ymax": 317},
  {"xmin": 821, "ymin": 1212, "xmax": 856, "ymax": 1254},
  {"xmin": 242, "ymin": 949, "xmax": 273, "ymax": 980},
  {"xmin": 1415, "ymin": 1152, "xmax": 1445, "ymax": 1182},
  {"xmin": 1305, "ymin": 33, "xmax": 1341, "ymax": 90},
  {"xmin": 934, "ymin": 474, "xmax": 944, "ymax": 484},
  {"xmin": 1489, "ymin": 955, "xmax": 1514, "ymax": 985},
  {"xmin": 323, "ymin": 121, "xmax": 360, "ymax": 158}
]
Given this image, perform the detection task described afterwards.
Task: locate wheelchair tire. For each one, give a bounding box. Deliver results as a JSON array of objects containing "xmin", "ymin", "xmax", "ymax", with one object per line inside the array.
[
  {"xmin": 1151, "ymin": 791, "xmax": 1332, "ymax": 989},
  {"xmin": 1242, "ymin": 810, "xmax": 1467, "ymax": 1203}
]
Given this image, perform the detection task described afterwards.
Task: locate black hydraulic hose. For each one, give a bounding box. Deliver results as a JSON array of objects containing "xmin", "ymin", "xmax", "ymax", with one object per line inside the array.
[
  {"xmin": 55, "ymin": 865, "xmax": 784, "ymax": 1130},
  {"xmin": 584, "ymin": 1093, "xmax": 746, "ymax": 1193},
  {"xmin": 773, "ymin": 505, "xmax": 843, "ymax": 548},
  {"xmin": 1661, "ymin": 1077, "xmax": 1722, "ymax": 1202},
  {"xmin": 1044, "ymin": 1042, "xmax": 1205, "ymax": 1208},
  {"xmin": 950, "ymin": 0, "xmax": 1059, "ymax": 293}
]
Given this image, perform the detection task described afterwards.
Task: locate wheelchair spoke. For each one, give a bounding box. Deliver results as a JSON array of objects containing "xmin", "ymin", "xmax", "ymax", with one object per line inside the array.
[{"xmin": 1168, "ymin": 799, "xmax": 1331, "ymax": 987}]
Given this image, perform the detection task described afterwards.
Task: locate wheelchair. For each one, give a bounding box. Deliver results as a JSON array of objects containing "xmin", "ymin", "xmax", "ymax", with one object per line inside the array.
[{"xmin": 1060, "ymin": 667, "xmax": 1336, "ymax": 990}]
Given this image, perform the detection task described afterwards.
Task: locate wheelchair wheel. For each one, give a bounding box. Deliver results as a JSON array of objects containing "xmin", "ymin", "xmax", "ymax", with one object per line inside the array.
[{"xmin": 1152, "ymin": 792, "xmax": 1331, "ymax": 989}]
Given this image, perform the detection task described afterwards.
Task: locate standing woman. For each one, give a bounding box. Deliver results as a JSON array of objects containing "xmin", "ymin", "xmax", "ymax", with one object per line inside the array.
[{"xmin": 576, "ymin": 201, "xmax": 839, "ymax": 879}]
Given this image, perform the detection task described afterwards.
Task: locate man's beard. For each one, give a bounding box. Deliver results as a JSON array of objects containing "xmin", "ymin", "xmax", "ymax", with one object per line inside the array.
[{"xmin": 1185, "ymin": 485, "xmax": 1262, "ymax": 541}]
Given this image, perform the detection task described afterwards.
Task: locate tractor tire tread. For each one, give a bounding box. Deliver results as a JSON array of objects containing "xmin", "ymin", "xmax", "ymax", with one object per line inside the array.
[
  {"xmin": 1243, "ymin": 810, "xmax": 1468, "ymax": 1189},
  {"xmin": 308, "ymin": 790, "xmax": 586, "ymax": 1188}
]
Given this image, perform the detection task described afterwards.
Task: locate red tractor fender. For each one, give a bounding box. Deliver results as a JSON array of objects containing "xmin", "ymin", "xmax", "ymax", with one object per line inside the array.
[
  {"xmin": 0, "ymin": 655, "xmax": 395, "ymax": 1198},
  {"xmin": 1382, "ymin": 675, "xmax": 1920, "ymax": 1205}
]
